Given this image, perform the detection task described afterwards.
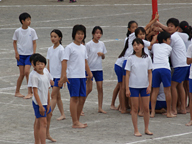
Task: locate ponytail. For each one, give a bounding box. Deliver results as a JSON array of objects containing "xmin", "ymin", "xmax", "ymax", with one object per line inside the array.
[
  {"xmin": 179, "ymin": 21, "xmax": 192, "ymax": 40},
  {"xmin": 118, "ymin": 38, "xmax": 129, "ymax": 58}
]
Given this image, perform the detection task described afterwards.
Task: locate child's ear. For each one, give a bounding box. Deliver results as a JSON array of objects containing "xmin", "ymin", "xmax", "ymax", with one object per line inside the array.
[{"xmin": 21, "ymin": 20, "xmax": 24, "ymax": 24}]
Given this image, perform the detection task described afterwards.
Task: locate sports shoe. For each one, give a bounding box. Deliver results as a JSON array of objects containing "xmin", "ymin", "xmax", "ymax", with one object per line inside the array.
[{"xmin": 69, "ymin": 0, "xmax": 76, "ymax": 3}]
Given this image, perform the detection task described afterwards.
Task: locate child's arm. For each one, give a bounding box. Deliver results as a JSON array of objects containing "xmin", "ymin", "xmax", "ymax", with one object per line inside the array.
[
  {"xmin": 33, "ymin": 40, "xmax": 37, "ymax": 54},
  {"xmin": 146, "ymin": 70, "xmax": 152, "ymax": 94},
  {"xmin": 149, "ymin": 35, "xmax": 158, "ymax": 50},
  {"xmin": 125, "ymin": 70, "xmax": 131, "ymax": 97},
  {"xmin": 187, "ymin": 58, "xmax": 192, "ymax": 65},
  {"xmin": 144, "ymin": 13, "xmax": 159, "ymax": 31},
  {"xmin": 13, "ymin": 40, "xmax": 19, "ymax": 60},
  {"xmin": 33, "ymin": 87, "xmax": 45, "ymax": 116},
  {"xmin": 156, "ymin": 21, "xmax": 169, "ymax": 32},
  {"xmin": 58, "ymin": 60, "xmax": 69, "ymax": 87},
  {"xmin": 47, "ymin": 60, "xmax": 50, "ymax": 72},
  {"xmin": 47, "ymin": 90, "xmax": 50, "ymax": 114},
  {"xmin": 85, "ymin": 59, "xmax": 93, "ymax": 79},
  {"xmin": 97, "ymin": 52, "xmax": 105, "ymax": 59}
]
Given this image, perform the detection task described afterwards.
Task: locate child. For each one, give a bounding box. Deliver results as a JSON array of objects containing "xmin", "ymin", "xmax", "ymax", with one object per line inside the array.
[
  {"xmin": 13, "ymin": 12, "xmax": 38, "ymax": 98},
  {"xmin": 31, "ymin": 55, "xmax": 52, "ymax": 144},
  {"xmin": 28, "ymin": 53, "xmax": 56, "ymax": 142},
  {"xmin": 150, "ymin": 31, "xmax": 176, "ymax": 118},
  {"xmin": 47, "ymin": 29, "xmax": 66, "ymax": 121},
  {"xmin": 125, "ymin": 38, "xmax": 153, "ymax": 137},
  {"xmin": 186, "ymin": 44, "xmax": 192, "ymax": 126},
  {"xmin": 86, "ymin": 26, "xmax": 107, "ymax": 114},
  {"xmin": 156, "ymin": 18, "xmax": 188, "ymax": 114},
  {"xmin": 59, "ymin": 24, "xmax": 92, "ymax": 128}
]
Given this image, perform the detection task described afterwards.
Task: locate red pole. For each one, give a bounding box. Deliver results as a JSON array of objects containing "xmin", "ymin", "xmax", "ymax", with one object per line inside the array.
[{"xmin": 152, "ymin": 0, "xmax": 158, "ymax": 19}]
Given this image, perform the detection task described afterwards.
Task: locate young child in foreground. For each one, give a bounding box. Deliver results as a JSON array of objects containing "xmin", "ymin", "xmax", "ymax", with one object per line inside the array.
[
  {"xmin": 30, "ymin": 55, "xmax": 55, "ymax": 144},
  {"xmin": 13, "ymin": 12, "xmax": 38, "ymax": 99},
  {"xmin": 59, "ymin": 24, "xmax": 92, "ymax": 128},
  {"xmin": 125, "ymin": 38, "xmax": 153, "ymax": 137}
]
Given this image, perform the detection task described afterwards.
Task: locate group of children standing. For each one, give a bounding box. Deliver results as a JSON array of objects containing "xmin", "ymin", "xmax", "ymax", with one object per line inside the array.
[{"xmin": 12, "ymin": 12, "xmax": 192, "ymax": 142}]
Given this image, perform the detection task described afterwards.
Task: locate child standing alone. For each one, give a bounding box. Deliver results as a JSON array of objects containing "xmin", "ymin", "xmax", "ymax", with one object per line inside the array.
[
  {"xmin": 86, "ymin": 26, "xmax": 107, "ymax": 114},
  {"xmin": 13, "ymin": 12, "xmax": 38, "ymax": 98}
]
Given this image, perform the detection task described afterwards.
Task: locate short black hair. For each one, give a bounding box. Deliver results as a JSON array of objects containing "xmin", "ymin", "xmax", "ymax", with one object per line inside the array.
[
  {"xmin": 157, "ymin": 31, "xmax": 171, "ymax": 43},
  {"xmin": 50, "ymin": 29, "xmax": 63, "ymax": 45},
  {"xmin": 33, "ymin": 55, "xmax": 46, "ymax": 66},
  {"xmin": 72, "ymin": 24, "xmax": 86, "ymax": 40},
  {"xmin": 92, "ymin": 26, "xmax": 103, "ymax": 35},
  {"xmin": 30, "ymin": 53, "xmax": 41, "ymax": 63},
  {"xmin": 19, "ymin": 12, "xmax": 31, "ymax": 24},
  {"xmin": 166, "ymin": 18, "xmax": 179, "ymax": 27},
  {"xmin": 135, "ymin": 27, "xmax": 146, "ymax": 37}
]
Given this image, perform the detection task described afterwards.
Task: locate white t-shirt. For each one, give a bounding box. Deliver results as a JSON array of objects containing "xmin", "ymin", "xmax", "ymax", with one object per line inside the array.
[
  {"xmin": 152, "ymin": 43, "xmax": 172, "ymax": 70},
  {"xmin": 63, "ymin": 42, "xmax": 88, "ymax": 78},
  {"xmin": 170, "ymin": 32, "xmax": 188, "ymax": 68},
  {"xmin": 125, "ymin": 55, "xmax": 152, "ymax": 88},
  {"xmin": 28, "ymin": 68, "xmax": 53, "ymax": 87},
  {"xmin": 86, "ymin": 40, "xmax": 107, "ymax": 71},
  {"xmin": 31, "ymin": 71, "xmax": 51, "ymax": 105},
  {"xmin": 12, "ymin": 27, "xmax": 38, "ymax": 55},
  {"xmin": 47, "ymin": 44, "xmax": 65, "ymax": 78},
  {"xmin": 115, "ymin": 57, "xmax": 125, "ymax": 67},
  {"xmin": 186, "ymin": 44, "xmax": 192, "ymax": 79},
  {"xmin": 157, "ymin": 83, "xmax": 166, "ymax": 101},
  {"xmin": 177, "ymin": 32, "xmax": 192, "ymax": 51}
]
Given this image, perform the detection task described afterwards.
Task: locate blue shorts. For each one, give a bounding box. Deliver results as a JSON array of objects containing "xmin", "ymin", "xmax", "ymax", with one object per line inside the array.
[
  {"xmin": 17, "ymin": 55, "xmax": 31, "ymax": 66},
  {"xmin": 172, "ymin": 66, "xmax": 189, "ymax": 83},
  {"xmin": 114, "ymin": 64, "xmax": 123, "ymax": 83},
  {"xmin": 149, "ymin": 101, "xmax": 167, "ymax": 110},
  {"xmin": 51, "ymin": 78, "xmax": 63, "ymax": 89},
  {"xmin": 129, "ymin": 87, "xmax": 150, "ymax": 97},
  {"xmin": 122, "ymin": 60, "xmax": 127, "ymax": 76},
  {"xmin": 152, "ymin": 68, "xmax": 171, "ymax": 88},
  {"xmin": 91, "ymin": 71, "xmax": 103, "ymax": 82},
  {"xmin": 67, "ymin": 78, "xmax": 86, "ymax": 97},
  {"xmin": 189, "ymin": 79, "xmax": 192, "ymax": 93},
  {"xmin": 32, "ymin": 101, "xmax": 51, "ymax": 118},
  {"xmin": 185, "ymin": 66, "xmax": 190, "ymax": 81}
]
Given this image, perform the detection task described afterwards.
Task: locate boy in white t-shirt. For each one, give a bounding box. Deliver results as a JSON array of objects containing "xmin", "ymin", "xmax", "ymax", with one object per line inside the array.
[
  {"xmin": 13, "ymin": 12, "xmax": 38, "ymax": 98},
  {"xmin": 59, "ymin": 25, "xmax": 92, "ymax": 128},
  {"xmin": 150, "ymin": 31, "xmax": 176, "ymax": 118},
  {"xmin": 31, "ymin": 55, "xmax": 52, "ymax": 144},
  {"xmin": 156, "ymin": 18, "xmax": 188, "ymax": 115}
]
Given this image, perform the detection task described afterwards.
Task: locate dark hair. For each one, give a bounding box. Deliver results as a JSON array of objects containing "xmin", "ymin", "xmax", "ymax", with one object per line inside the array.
[
  {"xmin": 118, "ymin": 38, "xmax": 129, "ymax": 58},
  {"xmin": 50, "ymin": 29, "xmax": 63, "ymax": 45},
  {"xmin": 179, "ymin": 21, "xmax": 192, "ymax": 40},
  {"xmin": 72, "ymin": 24, "xmax": 86, "ymax": 40},
  {"xmin": 33, "ymin": 55, "xmax": 47, "ymax": 66},
  {"xmin": 135, "ymin": 27, "xmax": 146, "ymax": 37},
  {"xmin": 19, "ymin": 12, "xmax": 31, "ymax": 24},
  {"xmin": 132, "ymin": 38, "xmax": 148, "ymax": 58},
  {"xmin": 92, "ymin": 26, "xmax": 103, "ymax": 35},
  {"xmin": 166, "ymin": 18, "xmax": 179, "ymax": 27},
  {"xmin": 126, "ymin": 21, "xmax": 138, "ymax": 37},
  {"xmin": 157, "ymin": 31, "xmax": 171, "ymax": 43},
  {"xmin": 30, "ymin": 53, "xmax": 41, "ymax": 63}
]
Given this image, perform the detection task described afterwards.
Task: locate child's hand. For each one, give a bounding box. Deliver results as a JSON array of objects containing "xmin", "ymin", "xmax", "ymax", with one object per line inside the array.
[
  {"xmin": 50, "ymin": 80, "xmax": 54, "ymax": 86},
  {"xmin": 146, "ymin": 86, "xmax": 151, "ymax": 94},
  {"xmin": 15, "ymin": 52, "xmax": 19, "ymax": 60},
  {"xmin": 86, "ymin": 72, "xmax": 93, "ymax": 79},
  {"xmin": 126, "ymin": 88, "xmax": 131, "ymax": 97},
  {"xmin": 39, "ymin": 106, "xmax": 45, "ymax": 116},
  {"xmin": 63, "ymin": 83, "xmax": 66, "ymax": 88},
  {"xmin": 97, "ymin": 52, "xmax": 104, "ymax": 57},
  {"xmin": 154, "ymin": 12, "xmax": 159, "ymax": 20}
]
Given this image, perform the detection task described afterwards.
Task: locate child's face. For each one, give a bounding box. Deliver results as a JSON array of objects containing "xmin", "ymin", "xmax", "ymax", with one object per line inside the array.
[
  {"xmin": 34, "ymin": 61, "xmax": 45, "ymax": 73},
  {"xmin": 128, "ymin": 23, "xmax": 138, "ymax": 33},
  {"xmin": 167, "ymin": 23, "xmax": 178, "ymax": 34},
  {"xmin": 22, "ymin": 17, "xmax": 31, "ymax": 26},
  {"xmin": 133, "ymin": 42, "xmax": 144, "ymax": 53},
  {"xmin": 93, "ymin": 29, "xmax": 102, "ymax": 41},
  {"xmin": 163, "ymin": 38, "xmax": 171, "ymax": 45},
  {"xmin": 74, "ymin": 30, "xmax": 84, "ymax": 43},
  {"xmin": 137, "ymin": 31, "xmax": 145, "ymax": 40},
  {"xmin": 51, "ymin": 32, "xmax": 61, "ymax": 45}
]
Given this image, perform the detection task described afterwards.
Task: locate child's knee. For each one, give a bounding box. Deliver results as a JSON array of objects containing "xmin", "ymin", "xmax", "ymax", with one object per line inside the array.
[
  {"xmin": 132, "ymin": 107, "xmax": 138, "ymax": 113},
  {"xmin": 24, "ymin": 71, "xmax": 30, "ymax": 77},
  {"xmin": 40, "ymin": 118, "xmax": 47, "ymax": 127}
]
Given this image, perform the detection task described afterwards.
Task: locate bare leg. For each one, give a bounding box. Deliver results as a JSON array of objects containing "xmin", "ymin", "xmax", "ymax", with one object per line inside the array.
[
  {"xmin": 77, "ymin": 97, "xmax": 86, "ymax": 122},
  {"xmin": 15, "ymin": 66, "xmax": 25, "ymax": 97},
  {"xmin": 24, "ymin": 87, "xmax": 33, "ymax": 99},
  {"xmin": 34, "ymin": 118, "xmax": 40, "ymax": 144},
  {"xmin": 39, "ymin": 117, "xmax": 47, "ymax": 144},
  {"xmin": 171, "ymin": 81, "xmax": 179, "ymax": 115},
  {"xmin": 177, "ymin": 82, "xmax": 186, "ymax": 114},
  {"xmin": 186, "ymin": 93, "xmax": 192, "ymax": 126},
  {"xmin": 138, "ymin": 95, "xmax": 144, "ymax": 117},
  {"xmin": 50, "ymin": 87, "xmax": 60, "ymax": 112},
  {"xmin": 96, "ymin": 81, "xmax": 106, "ymax": 114},
  {"xmin": 110, "ymin": 83, "xmax": 120, "ymax": 110},
  {"xmin": 46, "ymin": 112, "xmax": 56, "ymax": 142},
  {"xmin": 56, "ymin": 91, "xmax": 66, "ymax": 120},
  {"xmin": 23, "ymin": 65, "xmax": 31, "ymax": 99},
  {"xmin": 141, "ymin": 96, "xmax": 153, "ymax": 135},
  {"xmin": 131, "ymin": 97, "xmax": 142, "ymax": 137},
  {"xmin": 184, "ymin": 80, "xmax": 189, "ymax": 109},
  {"xmin": 150, "ymin": 87, "xmax": 159, "ymax": 118},
  {"xmin": 120, "ymin": 76, "xmax": 128, "ymax": 113}
]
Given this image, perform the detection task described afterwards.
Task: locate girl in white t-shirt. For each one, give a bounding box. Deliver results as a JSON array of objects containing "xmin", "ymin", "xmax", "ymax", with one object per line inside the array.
[
  {"xmin": 125, "ymin": 38, "xmax": 153, "ymax": 137},
  {"xmin": 86, "ymin": 26, "xmax": 107, "ymax": 114},
  {"xmin": 47, "ymin": 29, "xmax": 66, "ymax": 121}
]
